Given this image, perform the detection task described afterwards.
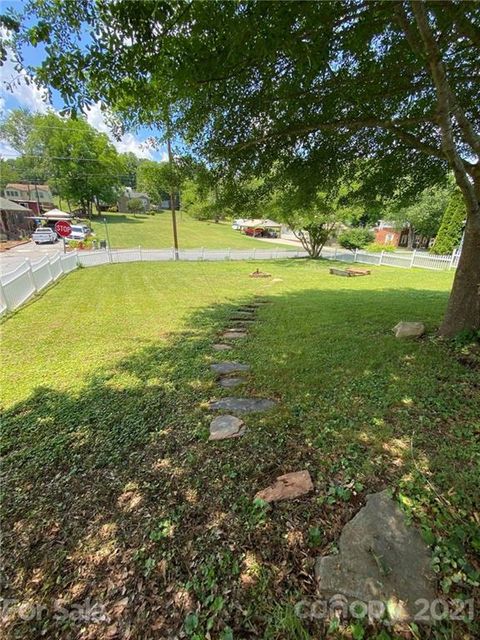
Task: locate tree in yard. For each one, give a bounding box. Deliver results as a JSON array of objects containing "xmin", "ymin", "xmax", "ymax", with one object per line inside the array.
[
  {"xmin": 338, "ymin": 228, "xmax": 375, "ymax": 253},
  {"xmin": 126, "ymin": 197, "xmax": 144, "ymax": 217},
  {"xmin": 1, "ymin": 109, "xmax": 123, "ymax": 216},
  {"xmin": 266, "ymin": 187, "xmax": 337, "ymax": 258},
  {"xmin": 431, "ymin": 189, "xmax": 466, "ymax": 255},
  {"xmin": 0, "ymin": 159, "xmax": 22, "ymax": 192},
  {"xmin": 9, "ymin": 1, "xmax": 480, "ymax": 334},
  {"xmin": 136, "ymin": 160, "xmax": 171, "ymax": 206}
]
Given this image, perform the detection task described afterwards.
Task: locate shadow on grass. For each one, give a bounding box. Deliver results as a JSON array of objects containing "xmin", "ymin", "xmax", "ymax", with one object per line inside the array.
[{"xmin": 1, "ymin": 286, "xmax": 478, "ymax": 639}]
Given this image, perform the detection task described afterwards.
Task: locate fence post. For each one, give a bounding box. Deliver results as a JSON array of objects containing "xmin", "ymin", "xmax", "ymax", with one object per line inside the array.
[
  {"xmin": 354, "ymin": 248, "xmax": 358, "ymax": 263},
  {"xmin": 448, "ymin": 249, "xmax": 457, "ymax": 270},
  {"xmin": 253, "ymin": 248, "xmax": 256, "ymax": 260},
  {"xmin": 227, "ymin": 247, "xmax": 231, "ymax": 260},
  {"xmin": 201, "ymin": 247, "xmax": 205, "ymax": 261},
  {"xmin": 410, "ymin": 249, "xmax": 417, "ymax": 268},
  {"xmin": 379, "ymin": 250, "xmax": 385, "ymax": 265},
  {"xmin": 334, "ymin": 246, "xmax": 338, "ymax": 259},
  {"xmin": 139, "ymin": 245, "xmax": 142, "ymax": 262},
  {"xmin": 25, "ymin": 259, "xmax": 37, "ymax": 293}
]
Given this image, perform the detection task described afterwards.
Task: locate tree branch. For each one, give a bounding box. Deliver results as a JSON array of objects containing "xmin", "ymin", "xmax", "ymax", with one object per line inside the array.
[
  {"xmin": 396, "ymin": 0, "xmax": 480, "ymax": 159},
  {"xmin": 234, "ymin": 116, "xmax": 436, "ymax": 150},
  {"xmin": 411, "ymin": 0, "xmax": 479, "ymax": 218}
]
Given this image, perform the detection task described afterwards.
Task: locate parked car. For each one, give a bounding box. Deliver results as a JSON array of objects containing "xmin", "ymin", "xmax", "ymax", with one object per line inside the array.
[
  {"xmin": 32, "ymin": 227, "xmax": 58, "ymax": 244},
  {"xmin": 232, "ymin": 219, "xmax": 244, "ymax": 230},
  {"xmin": 67, "ymin": 224, "xmax": 93, "ymax": 240}
]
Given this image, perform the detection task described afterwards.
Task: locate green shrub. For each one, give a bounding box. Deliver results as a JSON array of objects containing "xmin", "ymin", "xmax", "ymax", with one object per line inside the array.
[
  {"xmin": 338, "ymin": 228, "xmax": 374, "ymax": 252},
  {"xmin": 431, "ymin": 190, "xmax": 465, "ymax": 254},
  {"xmin": 365, "ymin": 242, "xmax": 396, "ymax": 253}
]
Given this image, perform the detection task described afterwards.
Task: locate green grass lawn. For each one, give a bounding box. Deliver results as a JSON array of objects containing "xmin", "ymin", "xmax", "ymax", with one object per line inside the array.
[
  {"xmin": 1, "ymin": 261, "xmax": 478, "ymax": 639},
  {"xmin": 90, "ymin": 211, "xmax": 288, "ymax": 249}
]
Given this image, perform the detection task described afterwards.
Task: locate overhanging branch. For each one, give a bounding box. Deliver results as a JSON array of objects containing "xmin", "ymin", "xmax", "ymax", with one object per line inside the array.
[{"xmin": 234, "ymin": 116, "xmax": 436, "ymax": 150}]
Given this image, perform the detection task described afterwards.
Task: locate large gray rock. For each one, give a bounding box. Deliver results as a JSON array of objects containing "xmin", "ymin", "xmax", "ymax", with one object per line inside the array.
[
  {"xmin": 315, "ymin": 490, "xmax": 436, "ymax": 622},
  {"xmin": 393, "ymin": 321, "xmax": 425, "ymax": 338},
  {"xmin": 209, "ymin": 415, "xmax": 245, "ymax": 440},
  {"xmin": 209, "ymin": 397, "xmax": 276, "ymax": 413},
  {"xmin": 210, "ymin": 362, "xmax": 250, "ymax": 375}
]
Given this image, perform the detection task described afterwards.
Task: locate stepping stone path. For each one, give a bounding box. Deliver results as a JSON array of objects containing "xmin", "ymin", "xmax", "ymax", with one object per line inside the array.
[
  {"xmin": 315, "ymin": 490, "xmax": 436, "ymax": 622},
  {"xmin": 210, "ymin": 362, "xmax": 250, "ymax": 375},
  {"xmin": 206, "ymin": 299, "xmax": 431, "ymax": 613},
  {"xmin": 218, "ymin": 376, "xmax": 245, "ymax": 388},
  {"xmin": 209, "ymin": 397, "xmax": 276, "ymax": 413},
  {"xmin": 255, "ymin": 470, "xmax": 313, "ymax": 502},
  {"xmin": 209, "ymin": 415, "xmax": 245, "ymax": 440},
  {"xmin": 212, "ymin": 343, "xmax": 233, "ymax": 351}
]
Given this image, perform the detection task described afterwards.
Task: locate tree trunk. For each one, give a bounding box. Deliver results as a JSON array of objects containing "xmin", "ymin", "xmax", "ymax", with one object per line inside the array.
[
  {"xmin": 407, "ymin": 225, "xmax": 414, "ymax": 250},
  {"xmin": 438, "ymin": 207, "xmax": 480, "ymax": 337}
]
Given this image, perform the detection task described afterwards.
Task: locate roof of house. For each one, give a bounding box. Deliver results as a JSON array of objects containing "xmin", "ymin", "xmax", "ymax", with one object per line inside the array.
[
  {"xmin": 0, "ymin": 197, "xmax": 31, "ymax": 213},
  {"xmin": 6, "ymin": 183, "xmax": 51, "ymax": 192},
  {"xmin": 122, "ymin": 190, "xmax": 149, "ymax": 199},
  {"xmin": 238, "ymin": 218, "xmax": 281, "ymax": 228}
]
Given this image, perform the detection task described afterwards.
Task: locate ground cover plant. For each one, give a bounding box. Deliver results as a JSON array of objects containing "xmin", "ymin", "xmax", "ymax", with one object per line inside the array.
[
  {"xmin": 90, "ymin": 212, "xmax": 287, "ymax": 250},
  {"xmin": 1, "ymin": 260, "xmax": 479, "ymax": 639}
]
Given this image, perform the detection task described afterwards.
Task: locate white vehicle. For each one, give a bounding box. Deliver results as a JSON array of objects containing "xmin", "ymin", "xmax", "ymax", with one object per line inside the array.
[
  {"xmin": 32, "ymin": 227, "xmax": 58, "ymax": 244},
  {"xmin": 68, "ymin": 224, "xmax": 92, "ymax": 240}
]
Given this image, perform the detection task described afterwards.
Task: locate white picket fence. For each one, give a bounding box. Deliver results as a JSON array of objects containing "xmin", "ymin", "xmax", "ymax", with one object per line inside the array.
[
  {"xmin": 0, "ymin": 252, "xmax": 78, "ymax": 316},
  {"xmin": 320, "ymin": 246, "xmax": 460, "ymax": 270},
  {"xmin": 0, "ymin": 245, "xmax": 460, "ymax": 317}
]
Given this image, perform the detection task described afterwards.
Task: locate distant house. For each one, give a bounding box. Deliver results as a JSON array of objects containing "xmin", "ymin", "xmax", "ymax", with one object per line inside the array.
[
  {"xmin": 0, "ymin": 197, "xmax": 35, "ymax": 241},
  {"xmin": 373, "ymin": 221, "xmax": 401, "ymax": 246},
  {"xmin": 373, "ymin": 220, "xmax": 431, "ymax": 249},
  {"xmin": 4, "ymin": 183, "xmax": 54, "ymax": 216},
  {"xmin": 117, "ymin": 188, "xmax": 150, "ymax": 212}
]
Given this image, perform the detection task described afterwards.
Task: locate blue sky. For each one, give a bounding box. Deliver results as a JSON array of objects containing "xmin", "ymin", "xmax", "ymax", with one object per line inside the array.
[{"xmin": 0, "ymin": 1, "xmax": 168, "ymax": 161}]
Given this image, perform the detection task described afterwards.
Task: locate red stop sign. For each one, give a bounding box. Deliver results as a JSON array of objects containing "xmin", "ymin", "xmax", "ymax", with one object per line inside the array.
[{"xmin": 55, "ymin": 220, "xmax": 72, "ymax": 238}]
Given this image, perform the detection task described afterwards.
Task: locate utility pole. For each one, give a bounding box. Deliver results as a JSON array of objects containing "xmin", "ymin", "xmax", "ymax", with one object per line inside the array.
[
  {"xmin": 103, "ymin": 217, "xmax": 111, "ymax": 249},
  {"xmin": 167, "ymin": 137, "xmax": 179, "ymax": 260}
]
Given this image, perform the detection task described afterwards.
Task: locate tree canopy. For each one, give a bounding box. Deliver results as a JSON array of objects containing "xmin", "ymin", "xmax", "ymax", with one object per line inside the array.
[
  {"xmin": 1, "ymin": 109, "xmax": 126, "ymax": 214},
  {"xmin": 6, "ymin": 0, "xmax": 480, "ymax": 334}
]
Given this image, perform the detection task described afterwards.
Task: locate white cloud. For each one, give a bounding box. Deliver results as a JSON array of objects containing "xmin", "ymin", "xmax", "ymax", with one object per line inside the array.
[
  {"xmin": 0, "ymin": 33, "xmax": 51, "ymax": 113},
  {"xmin": 85, "ymin": 102, "xmax": 154, "ymax": 159},
  {"xmin": 0, "ymin": 139, "xmax": 19, "ymax": 158}
]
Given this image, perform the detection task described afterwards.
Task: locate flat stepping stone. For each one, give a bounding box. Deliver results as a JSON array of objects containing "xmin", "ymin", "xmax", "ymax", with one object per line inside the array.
[
  {"xmin": 255, "ymin": 470, "xmax": 313, "ymax": 502},
  {"xmin": 210, "ymin": 362, "xmax": 251, "ymax": 375},
  {"xmin": 315, "ymin": 490, "xmax": 436, "ymax": 623},
  {"xmin": 221, "ymin": 331, "xmax": 247, "ymax": 339},
  {"xmin": 230, "ymin": 317, "xmax": 256, "ymax": 322},
  {"xmin": 212, "ymin": 344, "xmax": 233, "ymax": 351},
  {"xmin": 209, "ymin": 415, "xmax": 245, "ymax": 440},
  {"xmin": 219, "ymin": 376, "xmax": 246, "ymax": 388},
  {"xmin": 228, "ymin": 321, "xmax": 255, "ymax": 329},
  {"xmin": 209, "ymin": 397, "xmax": 276, "ymax": 413}
]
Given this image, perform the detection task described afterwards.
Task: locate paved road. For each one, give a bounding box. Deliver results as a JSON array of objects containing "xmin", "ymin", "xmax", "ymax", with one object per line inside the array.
[{"xmin": 0, "ymin": 241, "xmax": 66, "ymax": 274}]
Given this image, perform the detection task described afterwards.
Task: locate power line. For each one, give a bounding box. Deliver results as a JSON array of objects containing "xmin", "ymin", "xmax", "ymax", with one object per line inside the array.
[{"xmin": 0, "ymin": 152, "xmax": 118, "ymax": 162}]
